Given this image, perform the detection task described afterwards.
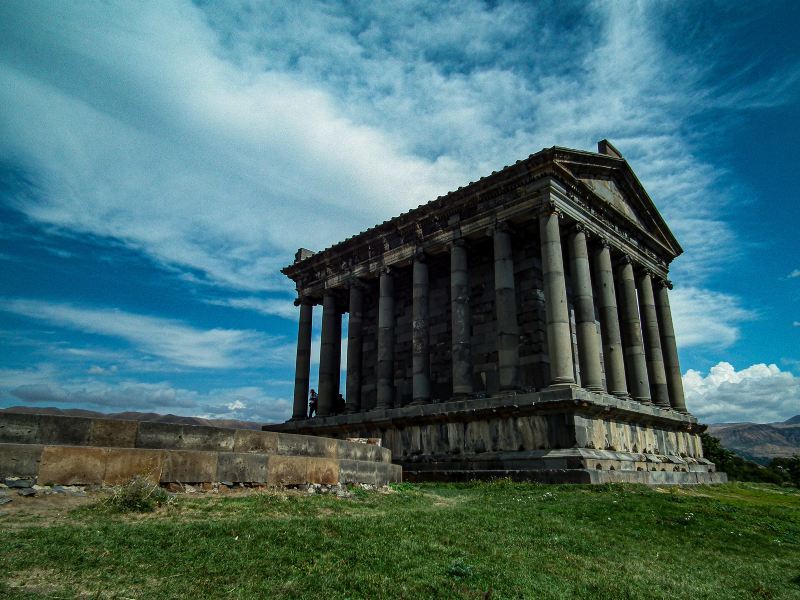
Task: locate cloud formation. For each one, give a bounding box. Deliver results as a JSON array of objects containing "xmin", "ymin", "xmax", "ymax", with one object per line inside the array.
[
  {"xmin": 684, "ymin": 362, "xmax": 800, "ymax": 424},
  {"xmin": 0, "ymin": 363, "xmax": 290, "ymax": 422},
  {"xmin": 2, "ymin": 298, "xmax": 291, "ymax": 369}
]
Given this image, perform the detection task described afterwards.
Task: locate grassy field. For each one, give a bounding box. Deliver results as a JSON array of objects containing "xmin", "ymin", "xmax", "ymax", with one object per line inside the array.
[{"xmin": 1, "ymin": 481, "xmax": 799, "ymax": 599}]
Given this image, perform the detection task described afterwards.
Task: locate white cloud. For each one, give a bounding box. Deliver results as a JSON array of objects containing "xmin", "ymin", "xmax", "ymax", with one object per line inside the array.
[
  {"xmin": 206, "ymin": 296, "xmax": 298, "ymax": 321},
  {"xmin": 1, "ymin": 373, "xmax": 291, "ymax": 423},
  {"xmin": 2, "ymin": 298, "xmax": 290, "ymax": 369},
  {"xmin": 1, "ymin": 0, "xmax": 792, "ymax": 299},
  {"xmin": 670, "ymin": 287, "xmax": 756, "ymax": 348},
  {"xmin": 684, "ymin": 361, "xmax": 800, "ymax": 423},
  {"xmin": 793, "ymin": 321, "xmax": 800, "ymax": 328},
  {"xmin": 789, "ymin": 269, "xmax": 800, "ymax": 279}
]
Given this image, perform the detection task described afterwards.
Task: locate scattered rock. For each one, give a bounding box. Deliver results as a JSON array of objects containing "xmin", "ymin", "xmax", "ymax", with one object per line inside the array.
[
  {"xmin": 51, "ymin": 485, "xmax": 86, "ymax": 496},
  {"xmin": 220, "ymin": 481, "xmax": 234, "ymax": 488},
  {"xmin": 18, "ymin": 488, "xmax": 37, "ymax": 497},
  {"xmin": 0, "ymin": 497, "xmax": 11, "ymax": 506},
  {"xmin": 33, "ymin": 485, "xmax": 52, "ymax": 495},
  {"xmin": 5, "ymin": 478, "xmax": 34, "ymax": 489}
]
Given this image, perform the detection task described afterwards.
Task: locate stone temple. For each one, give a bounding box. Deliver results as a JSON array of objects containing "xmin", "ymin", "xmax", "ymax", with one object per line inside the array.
[{"xmin": 265, "ymin": 141, "xmax": 725, "ymax": 484}]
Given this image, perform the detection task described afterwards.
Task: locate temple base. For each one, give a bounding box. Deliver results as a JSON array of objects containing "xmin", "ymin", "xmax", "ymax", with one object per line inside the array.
[{"xmin": 264, "ymin": 387, "xmax": 725, "ymax": 485}]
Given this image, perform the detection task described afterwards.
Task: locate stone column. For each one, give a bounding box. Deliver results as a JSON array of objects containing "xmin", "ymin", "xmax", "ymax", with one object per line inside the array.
[
  {"xmin": 637, "ymin": 271, "xmax": 670, "ymax": 408},
  {"xmin": 412, "ymin": 253, "xmax": 431, "ymax": 404},
  {"xmin": 617, "ymin": 257, "xmax": 651, "ymax": 404},
  {"xmin": 569, "ymin": 226, "xmax": 603, "ymax": 392},
  {"xmin": 493, "ymin": 222, "xmax": 519, "ymax": 390},
  {"xmin": 317, "ymin": 291, "xmax": 339, "ymax": 417},
  {"xmin": 376, "ymin": 269, "xmax": 395, "ymax": 409},
  {"xmin": 655, "ymin": 280, "xmax": 688, "ymax": 413},
  {"xmin": 291, "ymin": 299, "xmax": 313, "ymax": 419},
  {"xmin": 539, "ymin": 209, "xmax": 575, "ymax": 387},
  {"xmin": 332, "ymin": 307, "xmax": 342, "ymax": 401},
  {"xmin": 345, "ymin": 283, "xmax": 363, "ymax": 413},
  {"xmin": 450, "ymin": 240, "xmax": 473, "ymax": 396},
  {"xmin": 593, "ymin": 242, "xmax": 628, "ymax": 397}
]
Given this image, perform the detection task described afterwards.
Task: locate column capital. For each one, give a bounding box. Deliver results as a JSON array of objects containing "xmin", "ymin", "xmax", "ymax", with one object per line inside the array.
[
  {"xmin": 488, "ymin": 220, "xmax": 513, "ymax": 236},
  {"xmin": 571, "ymin": 222, "xmax": 587, "ymax": 235},
  {"xmin": 539, "ymin": 198, "xmax": 563, "ymax": 218},
  {"xmin": 413, "ymin": 248, "xmax": 427, "ymax": 263},
  {"xmin": 293, "ymin": 296, "xmax": 316, "ymax": 307},
  {"xmin": 656, "ymin": 278, "xmax": 673, "ymax": 290},
  {"xmin": 450, "ymin": 237, "xmax": 467, "ymax": 249},
  {"xmin": 347, "ymin": 278, "xmax": 366, "ymax": 291}
]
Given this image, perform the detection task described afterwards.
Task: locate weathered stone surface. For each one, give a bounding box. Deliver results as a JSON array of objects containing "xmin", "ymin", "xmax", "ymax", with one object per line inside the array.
[
  {"xmin": 38, "ymin": 446, "xmax": 107, "ymax": 485},
  {"xmin": 216, "ymin": 453, "xmax": 268, "ymax": 484},
  {"xmin": 136, "ymin": 422, "xmax": 235, "ymax": 452},
  {"xmin": 89, "ymin": 419, "xmax": 138, "ymax": 448},
  {"xmin": 38, "ymin": 415, "xmax": 93, "ymax": 446},
  {"xmin": 0, "ymin": 413, "xmax": 40, "ymax": 444},
  {"xmin": 1, "ymin": 444, "xmax": 43, "ymax": 479},
  {"xmin": 266, "ymin": 456, "xmax": 338, "ymax": 486},
  {"xmin": 103, "ymin": 448, "xmax": 164, "ymax": 484},
  {"xmin": 233, "ymin": 429, "xmax": 279, "ymax": 454},
  {"xmin": 161, "ymin": 450, "xmax": 218, "ymax": 483}
]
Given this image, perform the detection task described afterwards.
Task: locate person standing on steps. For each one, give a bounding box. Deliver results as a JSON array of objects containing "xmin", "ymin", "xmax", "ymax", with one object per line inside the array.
[{"xmin": 308, "ymin": 389, "xmax": 318, "ymax": 418}]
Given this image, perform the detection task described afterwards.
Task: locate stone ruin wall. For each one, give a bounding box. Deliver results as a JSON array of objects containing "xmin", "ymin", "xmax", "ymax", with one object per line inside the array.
[{"xmin": 335, "ymin": 413, "xmax": 704, "ymax": 464}]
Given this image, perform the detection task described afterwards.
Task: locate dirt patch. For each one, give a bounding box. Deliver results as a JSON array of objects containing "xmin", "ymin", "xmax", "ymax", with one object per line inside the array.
[{"xmin": 0, "ymin": 491, "xmax": 98, "ymax": 528}]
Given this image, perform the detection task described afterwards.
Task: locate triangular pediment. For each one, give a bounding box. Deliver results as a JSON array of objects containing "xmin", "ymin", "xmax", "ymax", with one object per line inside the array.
[
  {"xmin": 578, "ymin": 175, "xmax": 647, "ymax": 229},
  {"xmin": 552, "ymin": 146, "xmax": 682, "ymax": 258}
]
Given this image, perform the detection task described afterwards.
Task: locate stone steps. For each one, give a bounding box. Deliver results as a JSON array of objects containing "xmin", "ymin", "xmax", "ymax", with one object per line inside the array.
[{"xmin": 0, "ymin": 413, "xmax": 401, "ymax": 487}]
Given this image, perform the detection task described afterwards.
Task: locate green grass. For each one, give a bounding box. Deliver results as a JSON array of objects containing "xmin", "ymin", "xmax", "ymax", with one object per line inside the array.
[{"xmin": 1, "ymin": 482, "xmax": 799, "ymax": 599}]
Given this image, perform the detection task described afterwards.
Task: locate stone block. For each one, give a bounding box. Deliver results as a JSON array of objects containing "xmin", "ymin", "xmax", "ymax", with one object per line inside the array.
[
  {"xmin": 276, "ymin": 433, "xmax": 337, "ymax": 459},
  {"xmin": 161, "ymin": 450, "xmax": 218, "ymax": 483},
  {"xmin": 38, "ymin": 446, "xmax": 107, "ymax": 485},
  {"xmin": 38, "ymin": 415, "xmax": 92, "ymax": 446},
  {"xmin": 233, "ymin": 430, "xmax": 278, "ymax": 454},
  {"xmin": 89, "ymin": 419, "xmax": 139, "ymax": 448},
  {"xmin": 103, "ymin": 449, "xmax": 165, "ymax": 485},
  {"xmin": 266, "ymin": 456, "xmax": 339, "ymax": 486},
  {"xmin": 0, "ymin": 413, "xmax": 40, "ymax": 444},
  {"xmin": 0, "ymin": 443, "xmax": 43, "ymax": 478},
  {"xmin": 137, "ymin": 422, "xmax": 235, "ymax": 452},
  {"xmin": 338, "ymin": 459, "xmax": 401, "ymax": 485},
  {"xmin": 217, "ymin": 453, "xmax": 268, "ymax": 484}
]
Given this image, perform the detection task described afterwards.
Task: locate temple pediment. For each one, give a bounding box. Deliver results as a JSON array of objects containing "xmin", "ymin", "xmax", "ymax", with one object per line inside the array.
[
  {"xmin": 577, "ymin": 175, "xmax": 647, "ymax": 229},
  {"xmin": 553, "ymin": 142, "xmax": 682, "ymax": 258}
]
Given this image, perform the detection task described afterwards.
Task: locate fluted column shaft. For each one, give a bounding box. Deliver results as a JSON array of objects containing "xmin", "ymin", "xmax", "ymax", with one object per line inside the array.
[
  {"xmin": 493, "ymin": 224, "xmax": 519, "ymax": 390},
  {"xmin": 412, "ymin": 255, "xmax": 431, "ymax": 403},
  {"xmin": 569, "ymin": 227, "xmax": 603, "ymax": 391},
  {"xmin": 655, "ymin": 281, "xmax": 688, "ymax": 413},
  {"xmin": 593, "ymin": 244, "xmax": 628, "ymax": 397},
  {"xmin": 332, "ymin": 308, "xmax": 342, "ymax": 401},
  {"xmin": 317, "ymin": 291, "xmax": 339, "ymax": 416},
  {"xmin": 637, "ymin": 272, "xmax": 670, "ymax": 407},
  {"xmin": 345, "ymin": 284, "xmax": 363, "ymax": 413},
  {"xmin": 291, "ymin": 300, "xmax": 313, "ymax": 419},
  {"xmin": 540, "ymin": 211, "xmax": 575, "ymax": 386},
  {"xmin": 450, "ymin": 240, "xmax": 473, "ymax": 396},
  {"xmin": 617, "ymin": 259, "xmax": 651, "ymax": 403},
  {"xmin": 376, "ymin": 270, "xmax": 395, "ymax": 409}
]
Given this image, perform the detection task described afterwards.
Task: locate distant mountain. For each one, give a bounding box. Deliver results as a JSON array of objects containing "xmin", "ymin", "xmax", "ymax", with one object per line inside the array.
[
  {"xmin": 707, "ymin": 415, "xmax": 800, "ymax": 465},
  {"xmin": 0, "ymin": 406, "xmax": 263, "ymax": 431}
]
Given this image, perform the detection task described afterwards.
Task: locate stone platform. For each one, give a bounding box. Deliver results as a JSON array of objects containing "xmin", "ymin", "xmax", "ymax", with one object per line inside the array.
[
  {"xmin": 265, "ymin": 387, "xmax": 726, "ymax": 485},
  {"xmin": 0, "ymin": 413, "xmax": 401, "ymax": 487}
]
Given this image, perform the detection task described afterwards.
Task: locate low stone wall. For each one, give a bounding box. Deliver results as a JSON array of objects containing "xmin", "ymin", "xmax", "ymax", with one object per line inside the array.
[{"xmin": 0, "ymin": 413, "xmax": 401, "ymax": 487}]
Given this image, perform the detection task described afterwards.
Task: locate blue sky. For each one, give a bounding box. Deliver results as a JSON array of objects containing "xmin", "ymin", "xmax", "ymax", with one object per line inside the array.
[{"xmin": 1, "ymin": 0, "xmax": 798, "ymax": 424}]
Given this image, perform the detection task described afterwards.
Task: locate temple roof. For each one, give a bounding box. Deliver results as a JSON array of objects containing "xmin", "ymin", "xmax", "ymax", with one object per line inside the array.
[{"xmin": 283, "ymin": 141, "xmax": 682, "ymax": 283}]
